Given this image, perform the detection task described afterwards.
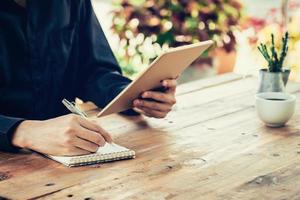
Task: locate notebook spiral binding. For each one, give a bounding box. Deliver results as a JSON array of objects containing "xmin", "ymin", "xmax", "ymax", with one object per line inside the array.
[{"xmin": 67, "ymin": 150, "xmax": 136, "ymax": 167}]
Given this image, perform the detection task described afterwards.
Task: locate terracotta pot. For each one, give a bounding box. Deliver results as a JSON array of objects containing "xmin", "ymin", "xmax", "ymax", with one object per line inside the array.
[
  {"xmin": 212, "ymin": 48, "xmax": 237, "ymax": 74},
  {"xmin": 192, "ymin": 57, "xmax": 213, "ymax": 67}
]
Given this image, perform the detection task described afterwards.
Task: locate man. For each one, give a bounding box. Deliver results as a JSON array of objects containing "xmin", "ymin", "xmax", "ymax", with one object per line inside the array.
[{"xmin": 0, "ymin": 0, "xmax": 177, "ymax": 156}]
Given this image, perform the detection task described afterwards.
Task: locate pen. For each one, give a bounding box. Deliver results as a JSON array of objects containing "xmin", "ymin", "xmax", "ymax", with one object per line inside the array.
[{"xmin": 62, "ymin": 98, "xmax": 88, "ymax": 118}]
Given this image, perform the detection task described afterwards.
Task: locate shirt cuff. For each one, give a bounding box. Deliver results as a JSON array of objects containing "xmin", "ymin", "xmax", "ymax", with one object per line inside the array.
[{"xmin": 0, "ymin": 115, "xmax": 24, "ymax": 153}]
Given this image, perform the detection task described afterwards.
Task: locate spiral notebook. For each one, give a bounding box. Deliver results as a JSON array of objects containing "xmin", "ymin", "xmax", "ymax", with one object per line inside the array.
[{"xmin": 48, "ymin": 143, "xmax": 135, "ymax": 167}]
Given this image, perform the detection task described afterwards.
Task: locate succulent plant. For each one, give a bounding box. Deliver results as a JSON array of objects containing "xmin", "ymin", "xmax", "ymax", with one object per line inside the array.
[{"xmin": 258, "ymin": 32, "xmax": 289, "ymax": 73}]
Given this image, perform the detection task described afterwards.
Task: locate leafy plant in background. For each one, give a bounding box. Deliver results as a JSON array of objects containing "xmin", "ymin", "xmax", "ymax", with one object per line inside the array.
[
  {"xmin": 111, "ymin": 0, "xmax": 243, "ymax": 77},
  {"xmin": 258, "ymin": 32, "xmax": 289, "ymax": 72}
]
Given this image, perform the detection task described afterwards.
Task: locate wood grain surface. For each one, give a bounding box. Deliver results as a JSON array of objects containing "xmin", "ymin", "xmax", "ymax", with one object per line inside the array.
[{"xmin": 0, "ymin": 73, "xmax": 300, "ymax": 200}]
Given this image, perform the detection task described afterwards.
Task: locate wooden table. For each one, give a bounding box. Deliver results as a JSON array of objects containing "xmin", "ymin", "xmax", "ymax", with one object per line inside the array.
[{"xmin": 1, "ymin": 73, "xmax": 300, "ymax": 200}]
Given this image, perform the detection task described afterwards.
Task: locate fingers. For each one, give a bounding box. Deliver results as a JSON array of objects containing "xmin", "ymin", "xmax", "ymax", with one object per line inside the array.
[
  {"xmin": 94, "ymin": 123, "xmax": 113, "ymax": 143},
  {"xmin": 162, "ymin": 79, "xmax": 177, "ymax": 92},
  {"xmin": 72, "ymin": 136, "xmax": 100, "ymax": 153},
  {"xmin": 78, "ymin": 117, "xmax": 113, "ymax": 143},
  {"xmin": 132, "ymin": 78, "xmax": 177, "ymax": 119},
  {"xmin": 141, "ymin": 91, "xmax": 176, "ymax": 105},
  {"xmin": 134, "ymin": 99, "xmax": 171, "ymax": 112},
  {"xmin": 136, "ymin": 106, "xmax": 167, "ymax": 118},
  {"xmin": 75, "ymin": 126, "xmax": 106, "ymax": 147}
]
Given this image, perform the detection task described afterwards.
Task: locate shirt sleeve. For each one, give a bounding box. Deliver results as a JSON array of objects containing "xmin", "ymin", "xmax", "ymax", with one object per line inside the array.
[
  {"xmin": 0, "ymin": 115, "xmax": 24, "ymax": 152},
  {"xmin": 78, "ymin": 0, "xmax": 131, "ymax": 108}
]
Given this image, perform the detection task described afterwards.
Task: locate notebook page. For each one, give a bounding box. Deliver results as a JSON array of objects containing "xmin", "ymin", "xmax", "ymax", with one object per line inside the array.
[{"xmin": 97, "ymin": 143, "xmax": 129, "ymax": 154}]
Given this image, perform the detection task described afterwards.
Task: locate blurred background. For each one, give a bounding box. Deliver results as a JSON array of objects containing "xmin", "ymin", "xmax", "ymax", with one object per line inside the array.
[{"xmin": 92, "ymin": 0, "xmax": 300, "ymax": 84}]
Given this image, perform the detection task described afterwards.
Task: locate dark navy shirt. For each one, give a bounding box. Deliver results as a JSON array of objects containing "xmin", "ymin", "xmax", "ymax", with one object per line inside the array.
[{"xmin": 0, "ymin": 0, "xmax": 131, "ymax": 152}]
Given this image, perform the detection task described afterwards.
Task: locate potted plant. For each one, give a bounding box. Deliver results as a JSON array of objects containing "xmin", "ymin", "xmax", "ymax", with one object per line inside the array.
[
  {"xmin": 257, "ymin": 32, "xmax": 290, "ymax": 93},
  {"xmin": 110, "ymin": 0, "xmax": 243, "ymax": 77}
]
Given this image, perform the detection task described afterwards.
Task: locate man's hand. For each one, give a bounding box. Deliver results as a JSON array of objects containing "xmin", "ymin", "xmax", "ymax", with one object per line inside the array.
[
  {"xmin": 12, "ymin": 114, "xmax": 112, "ymax": 156},
  {"xmin": 133, "ymin": 79, "xmax": 177, "ymax": 118}
]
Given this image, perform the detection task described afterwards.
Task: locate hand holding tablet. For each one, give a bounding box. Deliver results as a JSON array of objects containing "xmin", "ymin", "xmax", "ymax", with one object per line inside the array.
[
  {"xmin": 97, "ymin": 40, "xmax": 214, "ymax": 117},
  {"xmin": 132, "ymin": 78, "xmax": 177, "ymax": 118}
]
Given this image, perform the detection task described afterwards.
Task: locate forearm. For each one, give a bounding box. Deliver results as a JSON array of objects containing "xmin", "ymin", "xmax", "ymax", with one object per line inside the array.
[
  {"xmin": 11, "ymin": 120, "xmax": 35, "ymax": 149},
  {"xmin": 7, "ymin": 114, "xmax": 113, "ymax": 156}
]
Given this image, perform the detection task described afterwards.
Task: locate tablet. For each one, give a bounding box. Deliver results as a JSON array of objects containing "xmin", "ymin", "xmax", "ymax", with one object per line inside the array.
[{"xmin": 97, "ymin": 40, "xmax": 214, "ymax": 117}]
